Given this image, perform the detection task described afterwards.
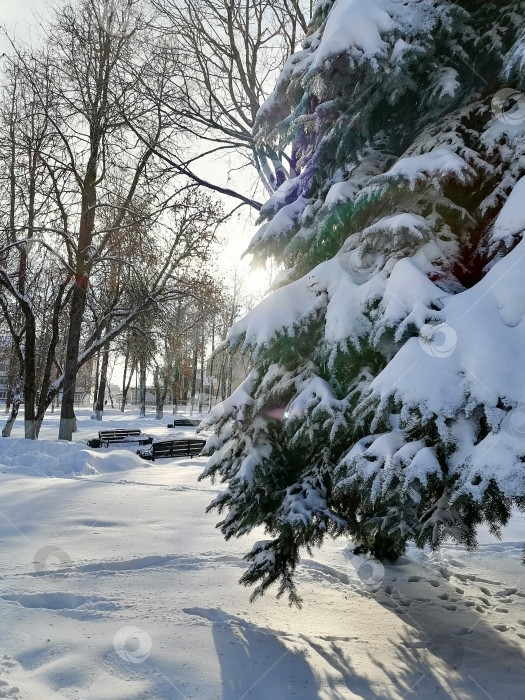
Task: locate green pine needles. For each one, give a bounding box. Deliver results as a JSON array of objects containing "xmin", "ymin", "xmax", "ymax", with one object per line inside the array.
[{"xmin": 200, "ymin": 0, "xmax": 525, "ymax": 605}]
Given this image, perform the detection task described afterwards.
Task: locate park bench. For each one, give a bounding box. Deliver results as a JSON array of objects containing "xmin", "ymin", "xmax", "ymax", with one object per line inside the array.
[
  {"xmin": 96, "ymin": 429, "xmax": 153, "ymax": 448},
  {"xmin": 137, "ymin": 438, "xmax": 206, "ymax": 461},
  {"xmin": 166, "ymin": 419, "xmax": 197, "ymax": 428}
]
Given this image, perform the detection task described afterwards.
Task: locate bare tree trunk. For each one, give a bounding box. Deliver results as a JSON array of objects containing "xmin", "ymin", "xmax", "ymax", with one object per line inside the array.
[
  {"xmin": 153, "ymin": 363, "xmax": 169, "ymax": 421},
  {"xmin": 139, "ymin": 359, "xmax": 146, "ymax": 418},
  {"xmin": 59, "ymin": 280, "xmax": 90, "ymax": 440},
  {"xmin": 198, "ymin": 323, "xmax": 205, "ymax": 413},
  {"xmin": 4, "ymin": 83, "xmax": 17, "ymax": 424},
  {"xmin": 59, "ymin": 159, "xmax": 96, "ymax": 440},
  {"xmin": 120, "ymin": 351, "xmax": 129, "ymax": 411},
  {"xmin": 2, "ymin": 375, "xmax": 22, "ymax": 437},
  {"xmin": 227, "ymin": 353, "xmax": 233, "ymax": 397},
  {"xmin": 94, "ymin": 344, "xmax": 110, "ymax": 420},
  {"xmin": 92, "ymin": 349, "xmax": 100, "ymax": 411},
  {"xmin": 58, "ymin": 14, "xmax": 101, "ymax": 441},
  {"xmin": 23, "ymin": 315, "xmax": 37, "ymax": 439},
  {"xmin": 208, "ymin": 317, "xmax": 215, "ymax": 412},
  {"xmin": 171, "ymin": 380, "xmax": 178, "ymax": 414},
  {"xmin": 22, "ymin": 141, "xmax": 38, "ymax": 439},
  {"xmin": 121, "ymin": 363, "xmax": 134, "ymax": 412},
  {"xmin": 154, "ymin": 365, "xmax": 162, "ymax": 420},
  {"xmin": 35, "ymin": 279, "xmax": 72, "ymax": 438},
  {"xmin": 108, "ymin": 383, "xmax": 114, "ymax": 409},
  {"xmin": 215, "ymin": 368, "xmax": 222, "ymax": 404},
  {"xmin": 5, "ymin": 387, "xmax": 11, "ymax": 415},
  {"xmin": 189, "ymin": 341, "xmax": 198, "ymax": 414}
]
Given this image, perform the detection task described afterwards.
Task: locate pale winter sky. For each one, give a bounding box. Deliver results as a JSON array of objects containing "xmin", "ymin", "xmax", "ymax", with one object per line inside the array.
[
  {"xmin": 0, "ymin": 0, "xmax": 270, "ymax": 390},
  {"xmin": 0, "ymin": 0, "xmax": 269, "ymax": 290},
  {"xmin": 0, "ymin": 0, "xmax": 42, "ymax": 43}
]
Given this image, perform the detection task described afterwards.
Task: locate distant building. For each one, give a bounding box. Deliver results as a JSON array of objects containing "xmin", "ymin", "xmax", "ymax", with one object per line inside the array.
[{"xmin": 116, "ymin": 386, "xmax": 157, "ymax": 406}]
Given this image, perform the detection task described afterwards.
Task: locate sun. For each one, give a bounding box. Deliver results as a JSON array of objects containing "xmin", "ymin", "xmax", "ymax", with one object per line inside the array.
[{"xmin": 241, "ymin": 264, "xmax": 273, "ymax": 300}]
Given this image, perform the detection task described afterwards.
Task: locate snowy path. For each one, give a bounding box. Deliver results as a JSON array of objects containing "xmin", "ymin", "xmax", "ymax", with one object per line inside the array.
[{"xmin": 0, "ymin": 409, "xmax": 523, "ymax": 699}]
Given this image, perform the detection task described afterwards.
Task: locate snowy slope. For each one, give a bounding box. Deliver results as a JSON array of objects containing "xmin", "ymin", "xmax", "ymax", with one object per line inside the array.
[{"xmin": 0, "ymin": 408, "xmax": 523, "ymax": 699}]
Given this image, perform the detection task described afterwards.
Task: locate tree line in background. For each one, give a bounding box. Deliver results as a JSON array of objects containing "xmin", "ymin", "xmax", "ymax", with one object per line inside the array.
[{"xmin": 0, "ymin": 0, "xmax": 312, "ymax": 439}]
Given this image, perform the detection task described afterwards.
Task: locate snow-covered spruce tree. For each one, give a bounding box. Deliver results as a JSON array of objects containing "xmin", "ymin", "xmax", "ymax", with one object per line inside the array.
[{"xmin": 200, "ymin": 0, "xmax": 525, "ymax": 604}]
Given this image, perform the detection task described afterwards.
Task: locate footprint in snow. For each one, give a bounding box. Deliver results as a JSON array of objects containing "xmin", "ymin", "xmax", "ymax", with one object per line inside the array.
[
  {"xmin": 493, "ymin": 624, "xmax": 509, "ymax": 632},
  {"xmin": 447, "ymin": 559, "xmax": 467, "ymax": 568},
  {"xmin": 453, "ymin": 573, "xmax": 477, "ymax": 582},
  {"xmin": 0, "ymin": 678, "xmax": 20, "ymax": 699},
  {"xmin": 497, "ymin": 588, "xmax": 518, "ymax": 597},
  {"xmin": 0, "ymin": 655, "xmax": 21, "ymax": 700},
  {"xmin": 437, "ymin": 566, "xmax": 450, "ymax": 580},
  {"xmin": 451, "ymin": 628, "xmax": 473, "ymax": 636}
]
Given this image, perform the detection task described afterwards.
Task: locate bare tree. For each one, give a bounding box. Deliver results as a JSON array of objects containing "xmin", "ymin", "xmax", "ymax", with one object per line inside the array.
[
  {"xmin": 94, "ymin": 340, "xmax": 110, "ymax": 420},
  {"xmin": 0, "ymin": 0, "xmax": 304, "ymax": 438},
  {"xmin": 145, "ymin": 0, "xmax": 312, "ymax": 212},
  {"xmin": 153, "ymin": 353, "xmax": 169, "ymax": 420},
  {"xmin": 8, "ymin": 0, "xmax": 213, "ymax": 439},
  {"xmin": 116, "ymin": 330, "xmax": 137, "ymax": 411},
  {"xmin": 0, "ymin": 51, "xmax": 74, "ymax": 438}
]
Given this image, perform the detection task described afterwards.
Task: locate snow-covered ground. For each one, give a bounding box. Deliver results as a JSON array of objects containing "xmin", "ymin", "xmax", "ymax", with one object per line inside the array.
[{"xmin": 0, "ymin": 407, "xmax": 523, "ymax": 699}]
